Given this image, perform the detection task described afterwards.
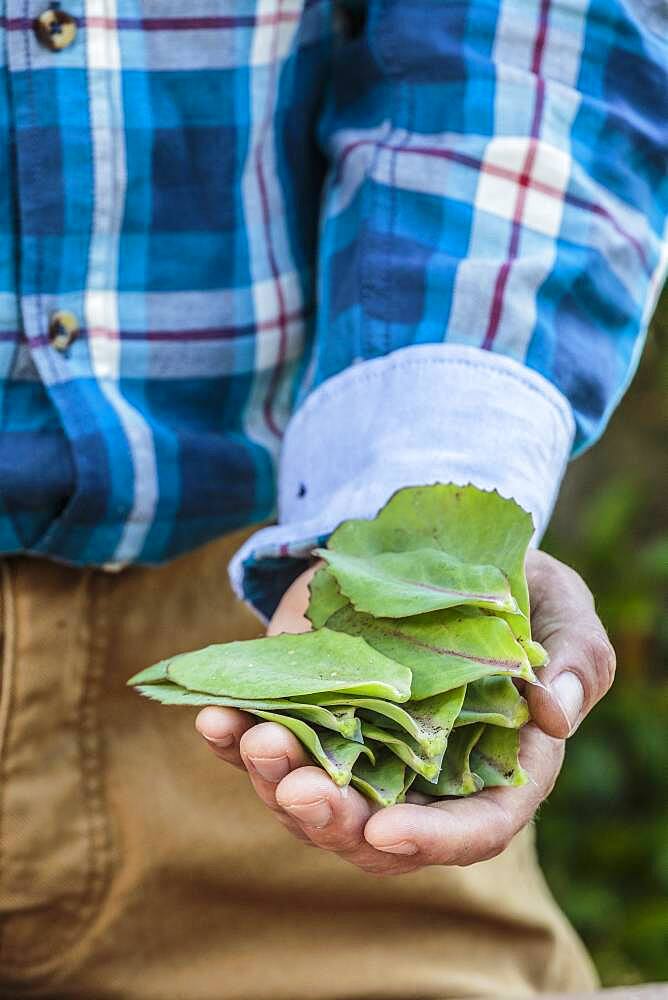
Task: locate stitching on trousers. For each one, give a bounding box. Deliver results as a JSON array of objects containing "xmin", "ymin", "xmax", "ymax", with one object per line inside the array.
[
  {"xmin": 0, "ymin": 562, "xmax": 16, "ymax": 963},
  {"xmin": 0, "ymin": 571, "xmax": 114, "ymax": 976}
]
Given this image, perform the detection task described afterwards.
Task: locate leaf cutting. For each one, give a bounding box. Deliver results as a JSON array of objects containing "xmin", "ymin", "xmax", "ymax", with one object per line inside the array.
[{"xmin": 129, "ymin": 484, "xmax": 545, "ymax": 805}]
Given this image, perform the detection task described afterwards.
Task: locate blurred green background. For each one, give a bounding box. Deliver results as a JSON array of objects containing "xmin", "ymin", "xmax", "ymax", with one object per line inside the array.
[{"xmin": 537, "ymin": 290, "xmax": 668, "ymax": 987}]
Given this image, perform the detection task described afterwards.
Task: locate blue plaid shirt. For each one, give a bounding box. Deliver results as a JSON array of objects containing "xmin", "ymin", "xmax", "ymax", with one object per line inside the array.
[{"xmin": 0, "ymin": 1, "xmax": 666, "ymax": 585}]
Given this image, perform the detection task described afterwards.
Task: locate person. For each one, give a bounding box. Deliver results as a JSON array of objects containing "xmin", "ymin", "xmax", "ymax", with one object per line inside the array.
[{"xmin": 0, "ymin": 1, "xmax": 665, "ymax": 997}]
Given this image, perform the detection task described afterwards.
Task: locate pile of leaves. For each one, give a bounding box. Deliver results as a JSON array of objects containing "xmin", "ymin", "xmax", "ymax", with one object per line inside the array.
[{"xmin": 129, "ymin": 484, "xmax": 547, "ymax": 806}]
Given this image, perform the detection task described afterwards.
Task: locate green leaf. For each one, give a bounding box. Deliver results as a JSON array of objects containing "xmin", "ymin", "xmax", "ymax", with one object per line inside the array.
[
  {"xmin": 314, "ymin": 547, "xmax": 519, "ymax": 618},
  {"xmin": 351, "ymin": 749, "xmax": 407, "ymax": 807},
  {"xmin": 326, "ymin": 605, "xmax": 537, "ymax": 700},
  {"xmin": 134, "ymin": 683, "xmax": 362, "ymax": 741},
  {"xmin": 521, "ymin": 638, "xmax": 548, "ymax": 668},
  {"xmin": 414, "ymin": 725, "xmax": 485, "ymax": 797},
  {"xmin": 128, "ymin": 660, "xmax": 171, "ymax": 685},
  {"xmin": 403, "ymin": 770, "xmax": 418, "ymax": 798},
  {"xmin": 306, "ymin": 567, "xmax": 347, "ymax": 628},
  {"xmin": 470, "ymin": 725, "xmax": 527, "ymax": 788},
  {"xmin": 161, "ymin": 628, "xmax": 412, "ymax": 702},
  {"xmin": 361, "ymin": 721, "xmax": 445, "ymax": 781},
  {"xmin": 248, "ymin": 711, "xmax": 374, "ymax": 787},
  {"xmin": 455, "ymin": 676, "xmax": 529, "ymax": 729},
  {"xmin": 305, "ymin": 687, "xmax": 465, "ymax": 756},
  {"xmin": 304, "ymin": 705, "xmax": 362, "ymax": 743},
  {"xmin": 328, "ymin": 484, "xmax": 534, "ymax": 638}
]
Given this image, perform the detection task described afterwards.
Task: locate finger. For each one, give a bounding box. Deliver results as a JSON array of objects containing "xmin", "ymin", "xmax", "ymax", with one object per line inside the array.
[
  {"xmin": 526, "ymin": 551, "xmax": 616, "ymax": 738},
  {"xmin": 239, "ymin": 721, "xmax": 311, "ymax": 810},
  {"xmin": 275, "ymin": 767, "xmax": 421, "ymax": 875},
  {"xmin": 267, "ymin": 562, "xmax": 321, "ymax": 636},
  {"xmin": 195, "ymin": 706, "xmax": 256, "ymax": 768},
  {"xmin": 365, "ymin": 723, "xmax": 564, "ymax": 866}
]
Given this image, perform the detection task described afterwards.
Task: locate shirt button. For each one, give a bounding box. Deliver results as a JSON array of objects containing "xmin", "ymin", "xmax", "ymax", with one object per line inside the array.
[
  {"xmin": 49, "ymin": 310, "xmax": 80, "ymax": 352},
  {"xmin": 34, "ymin": 3, "xmax": 78, "ymax": 52}
]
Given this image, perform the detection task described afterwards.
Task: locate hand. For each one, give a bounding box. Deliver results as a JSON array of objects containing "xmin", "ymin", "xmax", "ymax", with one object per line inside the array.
[{"xmin": 196, "ymin": 551, "xmax": 615, "ymax": 875}]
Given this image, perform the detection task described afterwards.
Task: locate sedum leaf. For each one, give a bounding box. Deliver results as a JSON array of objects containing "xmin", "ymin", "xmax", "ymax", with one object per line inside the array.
[
  {"xmin": 403, "ymin": 770, "xmax": 418, "ymax": 798},
  {"xmin": 307, "ymin": 705, "xmax": 362, "ymax": 743},
  {"xmin": 455, "ymin": 676, "xmax": 529, "ymax": 729},
  {"xmin": 134, "ymin": 682, "xmax": 362, "ymax": 741},
  {"xmin": 470, "ymin": 725, "xmax": 527, "ymax": 788},
  {"xmin": 315, "ymin": 547, "xmax": 518, "ymax": 618},
  {"xmin": 351, "ymin": 749, "xmax": 407, "ymax": 807},
  {"xmin": 159, "ymin": 628, "xmax": 412, "ymax": 702},
  {"xmin": 521, "ymin": 638, "xmax": 549, "ymax": 667},
  {"xmin": 249, "ymin": 710, "xmax": 374, "ymax": 786},
  {"xmin": 361, "ymin": 721, "xmax": 445, "ymax": 782},
  {"xmin": 305, "ymin": 687, "xmax": 465, "ymax": 756},
  {"xmin": 306, "ymin": 567, "xmax": 347, "ymax": 628},
  {"xmin": 129, "ymin": 660, "xmax": 171, "ymax": 685},
  {"xmin": 327, "ymin": 484, "xmax": 534, "ymax": 638},
  {"xmin": 414, "ymin": 725, "xmax": 485, "ymax": 797},
  {"xmin": 326, "ymin": 605, "xmax": 537, "ymax": 700},
  {"xmin": 129, "ymin": 485, "xmax": 544, "ymax": 805}
]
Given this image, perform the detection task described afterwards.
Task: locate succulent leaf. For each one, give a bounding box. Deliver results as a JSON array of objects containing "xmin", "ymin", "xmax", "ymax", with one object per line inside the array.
[
  {"xmin": 163, "ymin": 628, "xmax": 412, "ymax": 702},
  {"xmin": 351, "ymin": 749, "xmax": 407, "ymax": 807},
  {"xmin": 328, "ymin": 483, "xmax": 533, "ymax": 626},
  {"xmin": 455, "ymin": 676, "xmax": 529, "ymax": 729},
  {"xmin": 414, "ymin": 724, "xmax": 485, "ymax": 797},
  {"xmin": 470, "ymin": 725, "xmax": 527, "ymax": 788},
  {"xmin": 307, "ymin": 687, "xmax": 465, "ymax": 756},
  {"xmin": 326, "ymin": 605, "xmax": 537, "ymax": 699},
  {"xmin": 306, "ymin": 566, "xmax": 347, "ymax": 628},
  {"xmin": 314, "ymin": 547, "xmax": 518, "ymax": 618},
  {"xmin": 360, "ymin": 721, "xmax": 445, "ymax": 781},
  {"xmin": 134, "ymin": 682, "xmax": 363, "ymax": 740}
]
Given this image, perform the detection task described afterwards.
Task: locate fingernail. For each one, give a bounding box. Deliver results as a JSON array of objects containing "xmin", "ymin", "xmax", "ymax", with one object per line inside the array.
[
  {"xmin": 283, "ymin": 798, "xmax": 332, "ymax": 829},
  {"xmin": 247, "ymin": 754, "xmax": 290, "ymax": 783},
  {"xmin": 202, "ymin": 733, "xmax": 234, "ymax": 748},
  {"xmin": 371, "ymin": 840, "xmax": 418, "ymax": 856},
  {"xmin": 551, "ymin": 671, "xmax": 584, "ymax": 733}
]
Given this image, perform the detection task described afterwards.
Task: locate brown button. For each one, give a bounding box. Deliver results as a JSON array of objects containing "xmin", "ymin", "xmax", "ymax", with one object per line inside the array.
[
  {"xmin": 34, "ymin": 4, "xmax": 78, "ymax": 52},
  {"xmin": 48, "ymin": 310, "xmax": 80, "ymax": 352}
]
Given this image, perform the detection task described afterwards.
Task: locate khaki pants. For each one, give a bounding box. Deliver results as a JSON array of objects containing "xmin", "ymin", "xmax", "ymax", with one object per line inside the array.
[{"xmin": 0, "ymin": 532, "xmax": 598, "ymax": 999}]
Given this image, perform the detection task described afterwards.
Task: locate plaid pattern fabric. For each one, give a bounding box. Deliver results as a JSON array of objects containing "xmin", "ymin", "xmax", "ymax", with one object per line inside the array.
[{"xmin": 0, "ymin": 0, "xmax": 666, "ymax": 566}]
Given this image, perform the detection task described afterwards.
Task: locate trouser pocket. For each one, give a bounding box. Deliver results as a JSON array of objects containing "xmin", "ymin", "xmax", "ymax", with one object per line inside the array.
[{"xmin": 0, "ymin": 560, "xmax": 112, "ymax": 989}]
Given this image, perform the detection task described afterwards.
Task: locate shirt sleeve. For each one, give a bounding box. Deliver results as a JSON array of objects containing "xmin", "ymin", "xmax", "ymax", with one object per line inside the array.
[{"xmin": 229, "ymin": 0, "xmax": 668, "ymax": 621}]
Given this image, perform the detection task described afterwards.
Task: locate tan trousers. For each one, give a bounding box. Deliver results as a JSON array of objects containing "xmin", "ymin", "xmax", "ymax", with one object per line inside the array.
[{"xmin": 0, "ymin": 531, "xmax": 598, "ymax": 1000}]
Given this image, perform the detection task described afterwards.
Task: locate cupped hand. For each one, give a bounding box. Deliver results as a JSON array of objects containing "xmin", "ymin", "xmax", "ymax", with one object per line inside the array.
[{"xmin": 196, "ymin": 551, "xmax": 615, "ymax": 875}]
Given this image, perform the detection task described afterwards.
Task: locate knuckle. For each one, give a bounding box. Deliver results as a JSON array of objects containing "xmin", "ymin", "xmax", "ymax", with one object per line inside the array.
[
  {"xmin": 584, "ymin": 631, "xmax": 616, "ymax": 694},
  {"xmin": 329, "ymin": 834, "xmax": 365, "ymax": 853},
  {"xmin": 486, "ymin": 800, "xmax": 515, "ymax": 847},
  {"xmin": 452, "ymin": 801, "xmax": 516, "ymax": 866}
]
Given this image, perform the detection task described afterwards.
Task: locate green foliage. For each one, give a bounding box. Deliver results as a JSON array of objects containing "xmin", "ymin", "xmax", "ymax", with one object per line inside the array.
[
  {"xmin": 314, "ymin": 547, "xmax": 518, "ymax": 616},
  {"xmin": 131, "ymin": 485, "xmax": 539, "ymax": 806},
  {"xmin": 326, "ymin": 482, "xmax": 535, "ymax": 642},
  {"xmin": 537, "ymin": 298, "xmax": 668, "ymax": 986},
  {"xmin": 130, "ymin": 628, "xmax": 413, "ymax": 701},
  {"xmin": 326, "ymin": 604, "xmax": 537, "ymax": 698}
]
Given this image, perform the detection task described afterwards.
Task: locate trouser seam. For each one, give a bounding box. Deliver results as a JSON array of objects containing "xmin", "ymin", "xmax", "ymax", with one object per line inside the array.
[
  {"xmin": 0, "ymin": 570, "xmax": 115, "ymax": 979},
  {"xmin": 0, "ymin": 561, "xmax": 16, "ymax": 964}
]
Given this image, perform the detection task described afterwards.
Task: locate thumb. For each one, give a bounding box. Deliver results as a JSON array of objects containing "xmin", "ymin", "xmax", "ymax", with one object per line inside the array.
[{"xmin": 526, "ymin": 551, "xmax": 616, "ymax": 739}]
